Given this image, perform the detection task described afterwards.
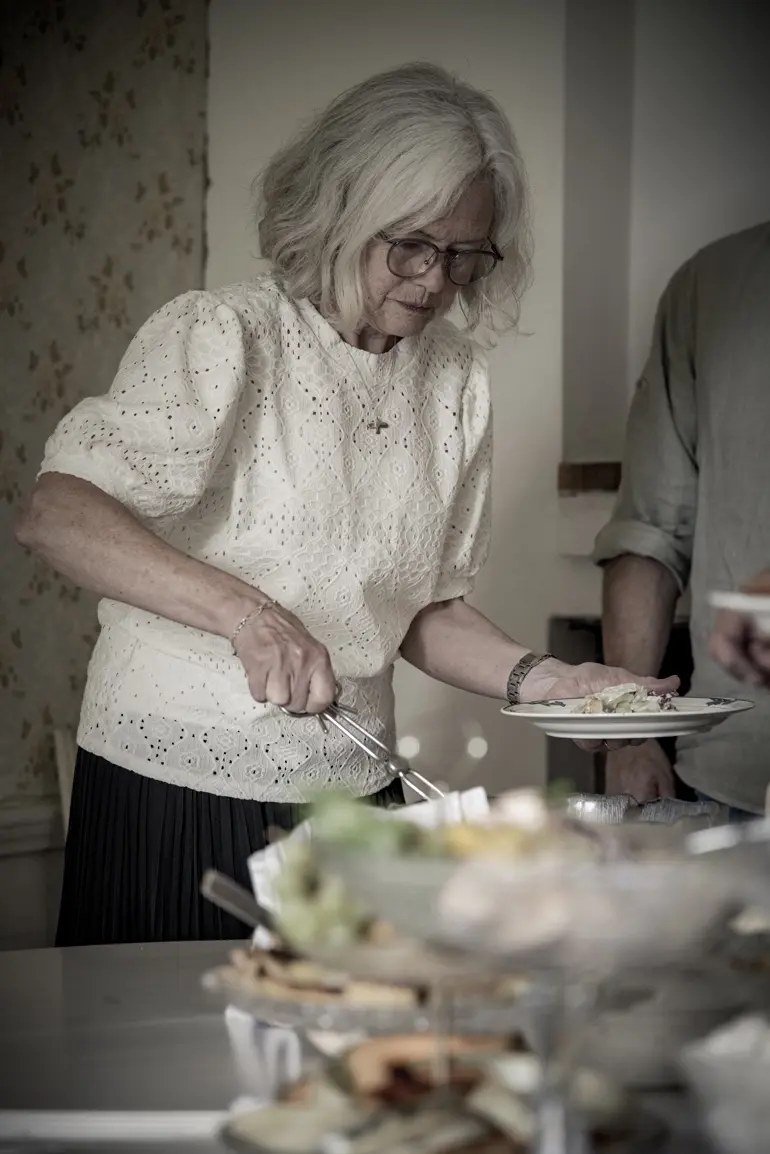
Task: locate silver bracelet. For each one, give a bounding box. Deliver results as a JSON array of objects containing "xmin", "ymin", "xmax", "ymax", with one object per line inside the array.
[
  {"xmin": 230, "ymin": 599, "xmax": 278, "ymax": 648},
  {"xmin": 506, "ymin": 652, "xmax": 555, "ymax": 705}
]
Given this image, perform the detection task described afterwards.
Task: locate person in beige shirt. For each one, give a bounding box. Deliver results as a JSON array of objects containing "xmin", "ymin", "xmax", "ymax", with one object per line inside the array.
[{"xmin": 595, "ymin": 222, "xmax": 770, "ymax": 817}]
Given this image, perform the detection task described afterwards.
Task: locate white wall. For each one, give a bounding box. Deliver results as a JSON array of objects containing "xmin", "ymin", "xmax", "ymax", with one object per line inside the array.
[
  {"xmin": 207, "ymin": 0, "xmax": 602, "ymax": 795},
  {"xmin": 627, "ymin": 0, "xmax": 770, "ymax": 388},
  {"xmin": 562, "ymin": 0, "xmax": 634, "ymax": 463}
]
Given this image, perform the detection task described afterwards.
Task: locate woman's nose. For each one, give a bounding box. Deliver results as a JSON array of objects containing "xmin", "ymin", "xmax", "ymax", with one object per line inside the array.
[{"xmin": 414, "ymin": 258, "xmax": 450, "ymax": 293}]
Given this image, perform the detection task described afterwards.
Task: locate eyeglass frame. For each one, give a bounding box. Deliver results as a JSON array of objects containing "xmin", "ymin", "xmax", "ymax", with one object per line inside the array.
[{"xmin": 377, "ymin": 233, "xmax": 504, "ymax": 286}]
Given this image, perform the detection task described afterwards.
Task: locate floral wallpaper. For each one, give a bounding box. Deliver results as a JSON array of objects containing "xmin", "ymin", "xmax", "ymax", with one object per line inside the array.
[{"xmin": 0, "ymin": 0, "xmax": 207, "ymax": 800}]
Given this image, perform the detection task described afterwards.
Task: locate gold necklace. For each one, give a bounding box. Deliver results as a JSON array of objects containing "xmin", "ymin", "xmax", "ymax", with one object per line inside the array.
[
  {"xmin": 298, "ymin": 298, "xmax": 398, "ymax": 436},
  {"xmin": 339, "ymin": 340, "xmax": 397, "ymax": 438}
]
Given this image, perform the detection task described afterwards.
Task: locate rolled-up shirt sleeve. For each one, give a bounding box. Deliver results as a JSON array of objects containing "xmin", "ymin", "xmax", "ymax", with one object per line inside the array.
[
  {"xmin": 434, "ymin": 351, "xmax": 493, "ymax": 602},
  {"xmin": 593, "ymin": 261, "xmax": 698, "ymax": 593},
  {"xmin": 39, "ymin": 292, "xmax": 246, "ymax": 524}
]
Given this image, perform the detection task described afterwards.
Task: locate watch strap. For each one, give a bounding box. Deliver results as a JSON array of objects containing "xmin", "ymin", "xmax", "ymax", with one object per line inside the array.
[{"xmin": 506, "ymin": 652, "xmax": 555, "ymax": 705}]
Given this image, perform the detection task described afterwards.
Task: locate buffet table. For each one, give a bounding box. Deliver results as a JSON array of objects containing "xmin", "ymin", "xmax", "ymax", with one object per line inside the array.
[
  {"xmin": 0, "ymin": 941, "xmax": 251, "ymax": 1151},
  {"xmin": 0, "ymin": 941, "xmax": 714, "ymax": 1152}
]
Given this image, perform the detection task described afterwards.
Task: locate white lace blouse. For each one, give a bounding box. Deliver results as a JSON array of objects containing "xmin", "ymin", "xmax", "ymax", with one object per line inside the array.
[{"xmin": 40, "ymin": 275, "xmax": 492, "ymax": 801}]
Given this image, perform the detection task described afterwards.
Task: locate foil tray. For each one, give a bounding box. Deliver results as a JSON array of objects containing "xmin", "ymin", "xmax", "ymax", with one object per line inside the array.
[{"xmin": 566, "ymin": 793, "xmax": 730, "ymax": 827}]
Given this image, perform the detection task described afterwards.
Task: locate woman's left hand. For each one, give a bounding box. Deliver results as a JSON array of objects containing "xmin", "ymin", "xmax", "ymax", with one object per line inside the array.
[{"xmin": 520, "ymin": 658, "xmax": 681, "ymax": 752}]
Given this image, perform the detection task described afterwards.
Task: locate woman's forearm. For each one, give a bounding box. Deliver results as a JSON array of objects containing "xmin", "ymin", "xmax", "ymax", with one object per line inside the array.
[
  {"xmin": 15, "ymin": 473, "xmax": 265, "ymax": 639},
  {"xmin": 400, "ymin": 598, "xmax": 534, "ymax": 699}
]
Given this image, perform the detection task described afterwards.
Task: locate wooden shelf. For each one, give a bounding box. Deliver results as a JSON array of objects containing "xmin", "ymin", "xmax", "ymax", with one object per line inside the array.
[{"xmin": 558, "ymin": 461, "xmax": 622, "ymax": 495}]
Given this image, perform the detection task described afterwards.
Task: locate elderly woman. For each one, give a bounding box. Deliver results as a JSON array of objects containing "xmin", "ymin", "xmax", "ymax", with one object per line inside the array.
[{"xmin": 17, "ymin": 63, "xmax": 675, "ymax": 946}]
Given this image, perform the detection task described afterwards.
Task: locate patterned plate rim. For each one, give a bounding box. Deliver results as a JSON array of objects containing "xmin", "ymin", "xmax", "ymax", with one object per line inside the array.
[{"xmin": 502, "ymin": 696, "xmax": 754, "ymax": 718}]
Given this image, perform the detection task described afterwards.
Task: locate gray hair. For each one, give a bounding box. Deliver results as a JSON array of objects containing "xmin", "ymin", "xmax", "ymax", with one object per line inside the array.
[{"xmin": 257, "ymin": 62, "xmax": 532, "ymax": 339}]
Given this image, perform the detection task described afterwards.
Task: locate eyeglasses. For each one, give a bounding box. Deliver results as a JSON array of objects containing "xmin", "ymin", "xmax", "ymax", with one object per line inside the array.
[{"xmin": 380, "ymin": 235, "xmax": 503, "ymax": 286}]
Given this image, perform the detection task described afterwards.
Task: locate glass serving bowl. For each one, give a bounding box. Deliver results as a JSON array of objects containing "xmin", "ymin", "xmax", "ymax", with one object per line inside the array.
[
  {"xmin": 315, "ymin": 816, "xmax": 748, "ymax": 1154},
  {"xmin": 316, "ymin": 830, "xmax": 739, "ymax": 974}
]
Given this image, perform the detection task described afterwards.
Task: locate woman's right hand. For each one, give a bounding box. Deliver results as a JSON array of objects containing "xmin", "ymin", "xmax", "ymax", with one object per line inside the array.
[{"xmin": 233, "ymin": 603, "xmax": 337, "ymax": 714}]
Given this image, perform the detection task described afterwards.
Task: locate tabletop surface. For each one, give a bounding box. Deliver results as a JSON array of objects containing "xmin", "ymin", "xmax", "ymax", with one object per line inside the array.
[
  {"xmin": 0, "ymin": 941, "xmax": 250, "ymax": 1112},
  {"xmin": 0, "ymin": 941, "xmax": 714, "ymax": 1152}
]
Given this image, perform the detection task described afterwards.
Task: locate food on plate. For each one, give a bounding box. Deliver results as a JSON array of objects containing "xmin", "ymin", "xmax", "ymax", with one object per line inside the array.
[
  {"xmin": 218, "ymin": 935, "xmax": 528, "ymax": 1011},
  {"xmin": 273, "ymin": 792, "xmax": 581, "ymax": 979},
  {"xmin": 274, "ymin": 837, "xmax": 389, "ymax": 952},
  {"xmin": 310, "ymin": 789, "xmax": 434, "ymax": 855},
  {"xmin": 277, "ymin": 790, "xmax": 602, "ymax": 961},
  {"xmin": 310, "ymin": 788, "xmax": 600, "ymax": 867},
  {"xmin": 226, "ymin": 1099, "xmax": 489, "ymax": 1154},
  {"xmin": 439, "ymin": 790, "xmax": 600, "ymax": 866},
  {"xmin": 219, "ymin": 793, "xmax": 539, "ymax": 1005},
  {"xmin": 224, "ymin": 1035, "xmax": 635, "ymax": 1154},
  {"xmin": 479, "ymin": 1052, "xmax": 628, "ymax": 1130},
  {"xmin": 219, "ymin": 945, "xmax": 419, "ymax": 1008},
  {"xmin": 575, "ymin": 683, "xmax": 676, "ymax": 715},
  {"xmin": 333, "ymin": 1034, "xmax": 510, "ymax": 1101},
  {"xmin": 237, "ymin": 789, "xmax": 601, "ymax": 1002},
  {"xmin": 224, "ymin": 1073, "xmax": 369, "ymax": 1153}
]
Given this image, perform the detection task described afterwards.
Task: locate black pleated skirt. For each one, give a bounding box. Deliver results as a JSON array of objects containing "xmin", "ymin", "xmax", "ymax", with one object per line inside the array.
[{"xmin": 56, "ymin": 749, "xmax": 404, "ymax": 947}]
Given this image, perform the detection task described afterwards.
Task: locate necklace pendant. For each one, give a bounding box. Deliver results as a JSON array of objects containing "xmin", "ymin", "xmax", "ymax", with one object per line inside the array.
[{"xmin": 367, "ymin": 419, "xmax": 389, "ymax": 434}]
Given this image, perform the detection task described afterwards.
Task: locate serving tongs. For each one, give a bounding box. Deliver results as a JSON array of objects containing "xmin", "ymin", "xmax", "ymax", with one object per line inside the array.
[
  {"xmin": 280, "ymin": 687, "xmax": 443, "ymax": 802},
  {"xmin": 200, "ymin": 868, "xmax": 279, "ymax": 937}
]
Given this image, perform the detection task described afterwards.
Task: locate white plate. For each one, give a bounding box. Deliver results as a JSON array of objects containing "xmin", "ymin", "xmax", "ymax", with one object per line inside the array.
[
  {"xmin": 502, "ymin": 696, "xmax": 754, "ymax": 739},
  {"xmin": 709, "ymin": 590, "xmax": 770, "ymax": 635}
]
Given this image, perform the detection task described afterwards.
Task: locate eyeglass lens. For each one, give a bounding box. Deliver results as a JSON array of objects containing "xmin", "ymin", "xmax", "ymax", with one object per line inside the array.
[{"xmin": 387, "ymin": 240, "xmax": 497, "ymax": 285}]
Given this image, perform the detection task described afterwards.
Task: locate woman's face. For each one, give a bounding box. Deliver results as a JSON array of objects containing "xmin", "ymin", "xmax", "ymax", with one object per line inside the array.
[{"xmin": 361, "ymin": 178, "xmax": 495, "ymax": 341}]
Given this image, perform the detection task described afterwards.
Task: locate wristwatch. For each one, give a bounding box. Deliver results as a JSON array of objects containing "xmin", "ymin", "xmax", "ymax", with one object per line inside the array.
[{"xmin": 506, "ymin": 652, "xmax": 555, "ymax": 705}]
